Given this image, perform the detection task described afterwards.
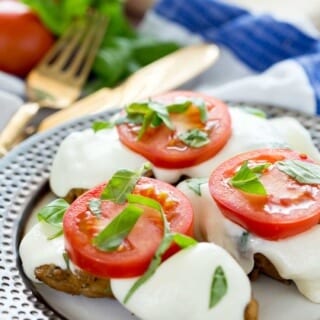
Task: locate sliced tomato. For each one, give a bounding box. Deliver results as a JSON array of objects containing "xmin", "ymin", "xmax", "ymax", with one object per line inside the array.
[
  {"xmin": 209, "ymin": 149, "xmax": 320, "ymax": 240},
  {"xmin": 116, "ymin": 91, "xmax": 232, "ymax": 168},
  {"xmin": 63, "ymin": 177, "xmax": 194, "ymax": 278}
]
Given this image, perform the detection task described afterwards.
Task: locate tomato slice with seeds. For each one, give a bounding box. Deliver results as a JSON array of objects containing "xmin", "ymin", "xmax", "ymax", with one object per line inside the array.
[
  {"xmin": 116, "ymin": 91, "xmax": 232, "ymax": 169},
  {"xmin": 63, "ymin": 177, "xmax": 194, "ymax": 278},
  {"xmin": 209, "ymin": 149, "xmax": 320, "ymax": 240}
]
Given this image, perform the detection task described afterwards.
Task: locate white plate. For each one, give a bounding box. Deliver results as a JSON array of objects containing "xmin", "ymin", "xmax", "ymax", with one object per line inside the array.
[{"xmin": 1, "ymin": 106, "xmax": 320, "ymax": 320}]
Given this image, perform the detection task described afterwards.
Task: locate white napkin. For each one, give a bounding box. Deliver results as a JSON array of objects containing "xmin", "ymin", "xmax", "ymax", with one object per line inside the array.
[
  {"xmin": 139, "ymin": 0, "xmax": 320, "ymax": 115},
  {"xmin": 0, "ymin": 72, "xmax": 24, "ymax": 131}
]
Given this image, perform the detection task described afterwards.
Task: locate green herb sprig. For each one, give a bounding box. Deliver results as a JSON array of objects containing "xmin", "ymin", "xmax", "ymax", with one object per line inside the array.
[
  {"xmin": 178, "ymin": 129, "xmax": 210, "ymax": 148},
  {"xmin": 123, "ymin": 101, "xmax": 192, "ymax": 139},
  {"xmin": 230, "ymin": 161, "xmax": 270, "ymax": 195},
  {"xmin": 101, "ymin": 162, "xmax": 151, "ymax": 203},
  {"xmin": 92, "ymin": 121, "xmax": 114, "ymax": 132},
  {"xmin": 37, "ymin": 198, "xmax": 70, "ymax": 239},
  {"xmin": 277, "ymin": 160, "xmax": 320, "ymax": 184},
  {"xmin": 186, "ymin": 177, "xmax": 208, "ymax": 196},
  {"xmin": 209, "ymin": 266, "xmax": 228, "ymax": 308},
  {"xmin": 123, "ymin": 194, "xmax": 197, "ymax": 303}
]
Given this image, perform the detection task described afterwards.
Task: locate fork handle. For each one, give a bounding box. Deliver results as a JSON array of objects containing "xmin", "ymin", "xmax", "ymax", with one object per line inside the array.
[{"xmin": 0, "ymin": 102, "xmax": 40, "ymax": 154}]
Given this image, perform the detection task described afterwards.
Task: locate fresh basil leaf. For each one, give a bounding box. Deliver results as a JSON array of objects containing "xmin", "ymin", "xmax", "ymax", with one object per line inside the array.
[
  {"xmin": 127, "ymin": 193, "xmax": 162, "ymax": 212},
  {"xmin": 37, "ymin": 199, "xmax": 69, "ymax": 227},
  {"xmin": 193, "ymin": 98, "xmax": 208, "ymax": 123},
  {"xmin": 37, "ymin": 198, "xmax": 69, "ymax": 240},
  {"xmin": 123, "ymin": 193, "xmax": 197, "ymax": 304},
  {"xmin": 148, "ymin": 102, "xmax": 174, "ymax": 130},
  {"xmin": 232, "ymin": 179, "xmax": 267, "ymax": 195},
  {"xmin": 251, "ymin": 163, "xmax": 271, "ymax": 173},
  {"xmin": 178, "ymin": 129, "xmax": 210, "ymax": 148},
  {"xmin": 186, "ymin": 178, "xmax": 208, "ymax": 196},
  {"xmin": 238, "ymin": 231, "xmax": 250, "ymax": 254},
  {"xmin": 94, "ymin": 185, "xmax": 161, "ymax": 253},
  {"xmin": 126, "ymin": 102, "xmax": 150, "ymax": 115},
  {"xmin": 125, "ymin": 102, "xmax": 171, "ymax": 139},
  {"xmin": 138, "ymin": 110, "xmax": 154, "ymax": 139},
  {"xmin": 242, "ymin": 106, "xmax": 267, "ymax": 118},
  {"xmin": 230, "ymin": 161, "xmax": 267, "ymax": 196},
  {"xmin": 277, "ymin": 160, "xmax": 320, "ymax": 184},
  {"xmin": 115, "ymin": 114, "xmax": 144, "ymax": 126},
  {"xmin": 92, "ymin": 204, "xmax": 143, "ymax": 252},
  {"xmin": 124, "ymin": 194, "xmax": 171, "ymax": 303},
  {"xmin": 101, "ymin": 163, "xmax": 151, "ymax": 204},
  {"xmin": 172, "ymin": 233, "xmax": 197, "ymax": 248},
  {"xmin": 167, "ymin": 101, "xmax": 192, "ymax": 113},
  {"xmin": 101, "ymin": 169, "xmax": 139, "ymax": 203},
  {"xmin": 132, "ymin": 38, "xmax": 180, "ymax": 66},
  {"xmin": 209, "ymin": 266, "xmax": 228, "ymax": 309},
  {"xmin": 92, "ymin": 121, "xmax": 114, "ymax": 132},
  {"xmin": 124, "ymin": 232, "xmax": 174, "ymax": 304},
  {"xmin": 88, "ymin": 199, "xmax": 102, "ymax": 217},
  {"xmin": 47, "ymin": 229, "xmax": 63, "ymax": 240},
  {"xmin": 63, "ymin": 251, "xmax": 70, "ymax": 271}
]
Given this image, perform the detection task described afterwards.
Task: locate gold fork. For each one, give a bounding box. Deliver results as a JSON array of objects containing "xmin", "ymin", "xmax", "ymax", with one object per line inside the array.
[{"xmin": 0, "ymin": 11, "xmax": 107, "ymax": 156}]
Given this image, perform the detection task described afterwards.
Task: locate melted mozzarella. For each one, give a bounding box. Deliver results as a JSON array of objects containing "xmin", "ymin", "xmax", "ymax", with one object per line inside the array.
[
  {"xmin": 269, "ymin": 116, "xmax": 320, "ymax": 161},
  {"xmin": 50, "ymin": 108, "xmax": 320, "ymax": 197},
  {"xmin": 19, "ymin": 225, "xmax": 251, "ymax": 320},
  {"xmin": 19, "ymin": 223, "xmax": 66, "ymax": 282},
  {"xmin": 111, "ymin": 242, "xmax": 251, "ymax": 320},
  {"xmin": 177, "ymin": 181, "xmax": 320, "ymax": 303}
]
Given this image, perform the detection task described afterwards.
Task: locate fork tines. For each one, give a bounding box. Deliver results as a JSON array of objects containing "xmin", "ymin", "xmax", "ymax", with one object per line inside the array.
[{"xmin": 38, "ymin": 11, "xmax": 108, "ymax": 86}]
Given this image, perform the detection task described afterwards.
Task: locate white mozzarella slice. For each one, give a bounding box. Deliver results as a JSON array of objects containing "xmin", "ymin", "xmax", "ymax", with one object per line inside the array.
[
  {"xmin": 50, "ymin": 128, "xmax": 146, "ymax": 197},
  {"xmin": 269, "ymin": 116, "xmax": 320, "ymax": 161},
  {"xmin": 177, "ymin": 181, "xmax": 320, "ymax": 303},
  {"xmin": 111, "ymin": 242, "xmax": 251, "ymax": 320},
  {"xmin": 19, "ymin": 223, "xmax": 66, "ymax": 282}
]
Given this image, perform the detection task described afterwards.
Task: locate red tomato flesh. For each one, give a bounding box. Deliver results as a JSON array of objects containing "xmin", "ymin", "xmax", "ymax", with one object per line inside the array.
[
  {"xmin": 116, "ymin": 91, "xmax": 232, "ymax": 169},
  {"xmin": 63, "ymin": 177, "xmax": 194, "ymax": 278},
  {"xmin": 209, "ymin": 149, "xmax": 320, "ymax": 240},
  {"xmin": 0, "ymin": 1, "xmax": 54, "ymax": 77}
]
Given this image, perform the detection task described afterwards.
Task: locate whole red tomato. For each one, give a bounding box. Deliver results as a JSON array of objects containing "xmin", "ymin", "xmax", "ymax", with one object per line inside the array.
[{"xmin": 0, "ymin": 1, "xmax": 54, "ymax": 77}]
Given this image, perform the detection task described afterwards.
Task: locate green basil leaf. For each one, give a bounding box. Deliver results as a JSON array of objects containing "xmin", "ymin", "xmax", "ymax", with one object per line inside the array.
[
  {"xmin": 124, "ymin": 195, "xmax": 171, "ymax": 303},
  {"xmin": 186, "ymin": 178, "xmax": 208, "ymax": 196},
  {"xmin": 63, "ymin": 251, "xmax": 70, "ymax": 271},
  {"xmin": 101, "ymin": 163, "xmax": 151, "ymax": 204},
  {"xmin": 123, "ymin": 195, "xmax": 197, "ymax": 304},
  {"xmin": 92, "ymin": 121, "xmax": 114, "ymax": 132},
  {"xmin": 37, "ymin": 198, "xmax": 69, "ymax": 240},
  {"xmin": 193, "ymin": 98, "xmax": 208, "ymax": 123},
  {"xmin": 277, "ymin": 160, "xmax": 320, "ymax": 184},
  {"xmin": 251, "ymin": 163, "xmax": 271, "ymax": 173},
  {"xmin": 92, "ymin": 204, "xmax": 144, "ymax": 252},
  {"xmin": 126, "ymin": 102, "xmax": 150, "ymax": 115},
  {"xmin": 178, "ymin": 129, "xmax": 210, "ymax": 148},
  {"xmin": 238, "ymin": 231, "xmax": 250, "ymax": 254},
  {"xmin": 167, "ymin": 101, "xmax": 192, "ymax": 113},
  {"xmin": 115, "ymin": 114, "xmax": 144, "ymax": 126},
  {"xmin": 124, "ymin": 232, "xmax": 174, "ymax": 304},
  {"xmin": 242, "ymin": 106, "xmax": 267, "ymax": 118},
  {"xmin": 127, "ymin": 193, "xmax": 162, "ymax": 212},
  {"xmin": 230, "ymin": 161, "xmax": 267, "ymax": 195},
  {"xmin": 138, "ymin": 110, "xmax": 154, "ymax": 140},
  {"xmin": 209, "ymin": 266, "xmax": 228, "ymax": 308},
  {"xmin": 37, "ymin": 199, "xmax": 69, "ymax": 227},
  {"xmin": 148, "ymin": 102, "xmax": 173, "ymax": 130},
  {"xmin": 172, "ymin": 233, "xmax": 197, "ymax": 248},
  {"xmin": 232, "ymin": 179, "xmax": 267, "ymax": 195},
  {"xmin": 88, "ymin": 199, "xmax": 102, "ymax": 217}
]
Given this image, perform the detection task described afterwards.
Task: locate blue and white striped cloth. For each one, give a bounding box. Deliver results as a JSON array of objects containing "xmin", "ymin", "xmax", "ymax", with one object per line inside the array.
[{"xmin": 139, "ymin": 0, "xmax": 320, "ymax": 115}]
